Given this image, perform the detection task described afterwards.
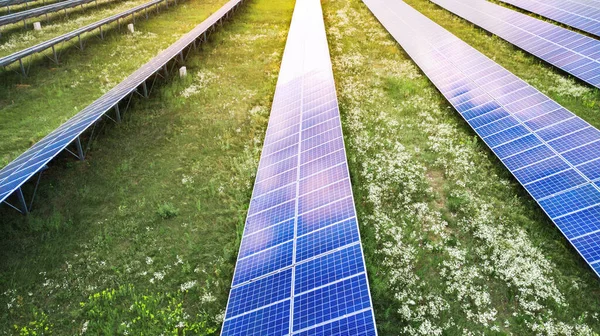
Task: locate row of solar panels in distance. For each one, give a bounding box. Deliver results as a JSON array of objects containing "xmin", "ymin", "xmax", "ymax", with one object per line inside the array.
[
  {"xmin": 222, "ymin": 72, "xmax": 375, "ymax": 334},
  {"xmin": 430, "ymin": 0, "xmax": 600, "ymax": 87},
  {"xmin": 500, "ymin": 0, "xmax": 600, "ymax": 37},
  {"xmin": 0, "ymin": 0, "xmax": 98, "ymax": 26},
  {"xmin": 0, "ymin": 0, "xmax": 243, "ymax": 205}
]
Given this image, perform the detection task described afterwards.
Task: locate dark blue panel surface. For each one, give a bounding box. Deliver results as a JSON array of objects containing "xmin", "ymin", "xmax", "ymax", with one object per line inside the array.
[
  {"xmin": 295, "ymin": 310, "xmax": 377, "ymax": 336},
  {"xmin": 232, "ymin": 241, "xmax": 293, "ymax": 286},
  {"xmin": 293, "ymin": 274, "xmax": 372, "ymax": 332},
  {"xmin": 296, "ymin": 218, "xmax": 360, "ymax": 262},
  {"xmin": 221, "ymin": 300, "xmax": 290, "ymax": 336},
  {"xmin": 572, "ymin": 232, "xmax": 600, "ymax": 263},
  {"xmin": 226, "ymin": 269, "xmax": 292, "ymax": 317},
  {"xmin": 295, "ymin": 244, "xmax": 365, "ymax": 294}
]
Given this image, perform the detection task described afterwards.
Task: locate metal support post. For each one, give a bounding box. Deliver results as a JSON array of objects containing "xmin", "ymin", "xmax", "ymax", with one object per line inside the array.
[
  {"xmin": 16, "ymin": 188, "xmax": 29, "ymax": 214},
  {"xmin": 19, "ymin": 58, "xmax": 25, "ymax": 76},
  {"xmin": 114, "ymin": 105, "xmax": 121, "ymax": 122},
  {"xmin": 179, "ymin": 51, "xmax": 184, "ymax": 62},
  {"xmin": 99, "ymin": 26, "xmax": 104, "ymax": 39},
  {"xmin": 78, "ymin": 34, "xmax": 83, "ymax": 50},
  {"xmin": 142, "ymin": 81, "xmax": 148, "ymax": 98},
  {"xmin": 75, "ymin": 137, "xmax": 85, "ymax": 160},
  {"xmin": 51, "ymin": 45, "xmax": 58, "ymax": 63}
]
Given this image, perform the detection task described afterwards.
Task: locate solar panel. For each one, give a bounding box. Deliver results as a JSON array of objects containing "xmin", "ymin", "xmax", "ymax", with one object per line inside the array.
[
  {"xmin": 1, "ymin": 0, "xmax": 171, "ymax": 74},
  {"xmin": 0, "ymin": 0, "xmax": 50, "ymax": 8},
  {"xmin": 0, "ymin": 0, "xmax": 114, "ymax": 27},
  {"xmin": 362, "ymin": 0, "xmax": 600, "ymax": 278},
  {"xmin": 499, "ymin": 0, "xmax": 600, "ymax": 38},
  {"xmin": 0, "ymin": 0, "xmax": 243, "ymax": 213},
  {"xmin": 430, "ymin": 0, "xmax": 600, "ymax": 89},
  {"xmin": 221, "ymin": 0, "xmax": 378, "ymax": 334}
]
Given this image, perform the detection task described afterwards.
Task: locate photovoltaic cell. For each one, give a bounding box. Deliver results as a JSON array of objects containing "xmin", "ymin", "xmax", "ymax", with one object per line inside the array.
[
  {"xmin": 430, "ymin": 0, "xmax": 600, "ymax": 89},
  {"xmin": 363, "ymin": 0, "xmax": 600, "ymax": 278},
  {"xmin": 499, "ymin": 0, "xmax": 600, "ymax": 38},
  {"xmin": 221, "ymin": 0, "xmax": 377, "ymax": 334}
]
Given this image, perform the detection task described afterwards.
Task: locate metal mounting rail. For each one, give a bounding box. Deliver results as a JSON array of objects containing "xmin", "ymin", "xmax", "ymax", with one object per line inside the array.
[
  {"xmin": 1, "ymin": 0, "xmax": 175, "ymax": 76},
  {"xmin": 0, "ymin": 0, "xmax": 245, "ymax": 214},
  {"xmin": 1, "ymin": 0, "xmax": 65, "ymax": 14},
  {"xmin": 0, "ymin": 0, "xmax": 116, "ymax": 28}
]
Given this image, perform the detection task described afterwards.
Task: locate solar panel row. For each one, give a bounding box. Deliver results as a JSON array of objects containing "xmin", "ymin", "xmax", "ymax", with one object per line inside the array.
[
  {"xmin": 0, "ymin": 0, "xmax": 45, "ymax": 8},
  {"xmin": 221, "ymin": 0, "xmax": 377, "ymax": 334},
  {"xmin": 0, "ymin": 0, "xmax": 171, "ymax": 73},
  {"xmin": 0, "ymin": 0, "xmax": 109, "ymax": 27},
  {"xmin": 430, "ymin": 0, "xmax": 600, "ymax": 89},
  {"xmin": 0, "ymin": 0, "xmax": 243, "ymax": 212},
  {"xmin": 499, "ymin": 0, "xmax": 600, "ymax": 38},
  {"xmin": 362, "ymin": 0, "xmax": 600, "ymax": 277}
]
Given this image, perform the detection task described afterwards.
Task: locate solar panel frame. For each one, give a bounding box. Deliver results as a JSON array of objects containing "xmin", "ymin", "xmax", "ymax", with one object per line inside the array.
[
  {"xmin": 429, "ymin": 0, "xmax": 600, "ymax": 90},
  {"xmin": 221, "ymin": 0, "xmax": 377, "ymax": 334},
  {"xmin": 363, "ymin": 0, "xmax": 600, "ymax": 278}
]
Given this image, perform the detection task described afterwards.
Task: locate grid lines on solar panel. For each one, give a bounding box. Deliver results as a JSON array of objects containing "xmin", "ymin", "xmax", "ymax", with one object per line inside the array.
[
  {"xmin": 361, "ymin": 0, "xmax": 600, "ymax": 278},
  {"xmin": 499, "ymin": 0, "xmax": 600, "ymax": 38},
  {"xmin": 430, "ymin": 0, "xmax": 600, "ymax": 89},
  {"xmin": 221, "ymin": 0, "xmax": 377, "ymax": 334}
]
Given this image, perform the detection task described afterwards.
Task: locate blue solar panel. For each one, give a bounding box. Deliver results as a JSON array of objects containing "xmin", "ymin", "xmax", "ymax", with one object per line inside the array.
[
  {"xmin": 221, "ymin": 0, "xmax": 377, "ymax": 334},
  {"xmin": 0, "ymin": 0, "xmax": 244, "ymax": 213},
  {"xmin": 363, "ymin": 0, "xmax": 600, "ymax": 278},
  {"xmin": 430, "ymin": 0, "xmax": 600, "ymax": 90},
  {"xmin": 499, "ymin": 0, "xmax": 600, "ymax": 38}
]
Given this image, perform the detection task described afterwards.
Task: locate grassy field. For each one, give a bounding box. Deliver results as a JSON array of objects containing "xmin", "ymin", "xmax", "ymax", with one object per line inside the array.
[
  {"xmin": 323, "ymin": 0, "xmax": 600, "ymax": 334},
  {"xmin": 1, "ymin": 0, "xmax": 600, "ymax": 334},
  {"xmin": 0, "ymin": 0, "xmax": 294, "ymax": 333},
  {"xmin": 0, "ymin": 0, "xmax": 233, "ymax": 168}
]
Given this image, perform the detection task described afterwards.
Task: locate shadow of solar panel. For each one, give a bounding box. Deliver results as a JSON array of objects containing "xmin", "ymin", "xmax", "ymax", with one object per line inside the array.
[{"xmin": 362, "ymin": 0, "xmax": 600, "ymax": 278}]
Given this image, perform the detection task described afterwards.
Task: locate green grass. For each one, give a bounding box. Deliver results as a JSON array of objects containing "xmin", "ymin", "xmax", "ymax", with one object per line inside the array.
[
  {"xmin": 2, "ymin": 0, "xmax": 600, "ymax": 334},
  {"xmin": 0, "ymin": 0, "xmax": 294, "ymax": 333},
  {"xmin": 0, "ymin": 0, "xmax": 233, "ymax": 168},
  {"xmin": 323, "ymin": 0, "xmax": 600, "ymax": 334}
]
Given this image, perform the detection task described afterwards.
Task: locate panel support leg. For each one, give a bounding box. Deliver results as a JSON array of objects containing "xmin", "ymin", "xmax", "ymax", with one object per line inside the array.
[
  {"xmin": 19, "ymin": 58, "xmax": 26, "ymax": 76},
  {"xmin": 114, "ymin": 105, "xmax": 121, "ymax": 122},
  {"xmin": 142, "ymin": 81, "xmax": 148, "ymax": 98},
  {"xmin": 76, "ymin": 137, "xmax": 85, "ymax": 160},
  {"xmin": 16, "ymin": 188, "xmax": 29, "ymax": 215},
  {"xmin": 51, "ymin": 45, "xmax": 58, "ymax": 63}
]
